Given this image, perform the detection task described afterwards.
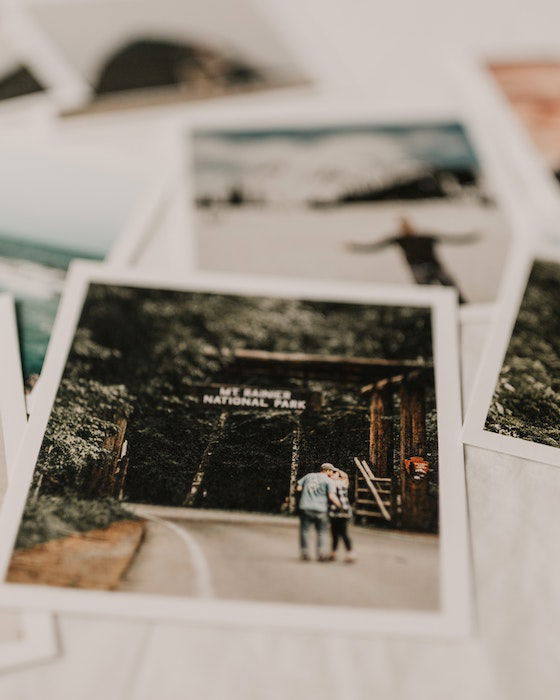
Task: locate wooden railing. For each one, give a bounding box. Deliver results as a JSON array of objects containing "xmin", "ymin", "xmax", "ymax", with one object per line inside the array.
[{"xmin": 353, "ymin": 457, "xmax": 391, "ymax": 521}]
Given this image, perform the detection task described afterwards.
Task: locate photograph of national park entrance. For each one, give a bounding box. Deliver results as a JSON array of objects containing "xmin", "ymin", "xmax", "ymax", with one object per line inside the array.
[{"xmin": 7, "ymin": 282, "xmax": 442, "ymax": 612}]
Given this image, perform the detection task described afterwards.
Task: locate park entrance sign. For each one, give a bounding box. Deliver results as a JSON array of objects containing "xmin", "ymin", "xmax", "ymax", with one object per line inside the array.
[{"xmin": 189, "ymin": 384, "xmax": 322, "ymax": 411}]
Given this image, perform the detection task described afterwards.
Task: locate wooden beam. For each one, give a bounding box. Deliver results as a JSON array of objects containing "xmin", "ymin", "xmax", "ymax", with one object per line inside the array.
[
  {"xmin": 361, "ymin": 368, "xmax": 425, "ymax": 394},
  {"xmin": 184, "ymin": 411, "xmax": 227, "ymax": 507},
  {"xmin": 93, "ymin": 414, "xmax": 128, "ymax": 498},
  {"xmin": 353, "ymin": 457, "xmax": 391, "ymax": 521},
  {"xmin": 399, "ymin": 382, "xmax": 434, "ymax": 532},
  {"xmin": 410, "ymin": 383, "xmax": 426, "ymax": 457},
  {"xmin": 369, "ymin": 389, "xmax": 393, "ymax": 478},
  {"xmin": 231, "ymin": 348, "xmax": 430, "ymax": 370},
  {"xmin": 288, "ymin": 419, "xmax": 301, "ymax": 514}
]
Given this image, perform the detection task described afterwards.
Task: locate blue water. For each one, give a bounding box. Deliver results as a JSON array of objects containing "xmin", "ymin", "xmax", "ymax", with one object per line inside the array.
[{"xmin": 0, "ymin": 233, "xmax": 101, "ymax": 378}]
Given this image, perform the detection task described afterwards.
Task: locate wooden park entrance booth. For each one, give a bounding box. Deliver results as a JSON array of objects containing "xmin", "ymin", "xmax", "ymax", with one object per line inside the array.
[
  {"xmin": 194, "ymin": 349, "xmax": 436, "ymax": 534},
  {"xmin": 99, "ymin": 348, "xmax": 437, "ymax": 534}
]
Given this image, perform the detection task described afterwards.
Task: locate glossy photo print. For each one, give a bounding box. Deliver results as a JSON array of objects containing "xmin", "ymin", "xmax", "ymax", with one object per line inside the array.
[
  {"xmin": 18, "ymin": 0, "xmax": 312, "ymax": 115},
  {"xmin": 185, "ymin": 109, "xmax": 517, "ymax": 308},
  {"xmin": 464, "ymin": 247, "xmax": 560, "ymax": 467},
  {"xmin": 0, "ymin": 264, "xmax": 470, "ymax": 637}
]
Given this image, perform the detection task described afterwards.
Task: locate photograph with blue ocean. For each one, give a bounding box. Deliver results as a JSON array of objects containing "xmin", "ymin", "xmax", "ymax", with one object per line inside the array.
[
  {"xmin": 0, "ymin": 235, "xmax": 98, "ymax": 384},
  {"xmin": 0, "ymin": 138, "xmax": 154, "ymax": 387}
]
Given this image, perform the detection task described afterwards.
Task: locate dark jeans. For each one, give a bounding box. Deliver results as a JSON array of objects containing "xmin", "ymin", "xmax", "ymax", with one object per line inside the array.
[
  {"xmin": 410, "ymin": 262, "xmax": 466, "ymax": 303},
  {"xmin": 299, "ymin": 509, "xmax": 329, "ymax": 557},
  {"xmin": 331, "ymin": 517, "xmax": 352, "ymax": 552}
]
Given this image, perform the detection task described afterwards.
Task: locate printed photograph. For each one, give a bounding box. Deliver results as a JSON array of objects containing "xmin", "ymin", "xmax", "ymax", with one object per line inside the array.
[
  {"xmin": 0, "ymin": 142, "xmax": 154, "ymax": 386},
  {"xmin": 190, "ymin": 120, "xmax": 511, "ymax": 305},
  {"xmin": 484, "ymin": 259, "xmax": 560, "ymax": 447},
  {"xmin": 26, "ymin": 0, "xmax": 309, "ymax": 115},
  {"xmin": 488, "ymin": 61, "xmax": 560, "ymax": 185},
  {"xmin": 0, "ymin": 31, "xmax": 44, "ymax": 103},
  {"xmin": 6, "ymin": 282, "xmax": 444, "ymax": 613}
]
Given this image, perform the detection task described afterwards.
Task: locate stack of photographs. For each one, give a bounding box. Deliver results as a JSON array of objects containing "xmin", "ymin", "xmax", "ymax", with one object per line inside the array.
[{"xmin": 0, "ymin": 0, "xmax": 559, "ymax": 677}]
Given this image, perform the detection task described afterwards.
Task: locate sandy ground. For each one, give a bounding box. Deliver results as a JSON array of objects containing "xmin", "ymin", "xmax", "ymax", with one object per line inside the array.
[
  {"xmin": 120, "ymin": 514, "xmax": 439, "ymax": 611},
  {"xmin": 7, "ymin": 520, "xmax": 145, "ymax": 590},
  {"xmin": 195, "ymin": 199, "xmax": 510, "ymax": 304}
]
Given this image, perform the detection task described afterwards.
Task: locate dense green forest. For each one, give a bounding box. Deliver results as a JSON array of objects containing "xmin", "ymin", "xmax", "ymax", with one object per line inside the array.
[
  {"xmin": 16, "ymin": 284, "xmax": 437, "ymax": 548},
  {"xmin": 485, "ymin": 260, "xmax": 560, "ymax": 446}
]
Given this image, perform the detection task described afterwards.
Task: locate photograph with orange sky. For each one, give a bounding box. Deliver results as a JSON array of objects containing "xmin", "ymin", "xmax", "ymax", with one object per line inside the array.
[{"xmin": 488, "ymin": 61, "xmax": 560, "ymax": 183}]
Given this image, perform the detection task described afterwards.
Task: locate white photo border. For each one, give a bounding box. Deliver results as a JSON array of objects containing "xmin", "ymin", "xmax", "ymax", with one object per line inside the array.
[
  {"xmin": 0, "ymin": 293, "xmax": 26, "ymax": 468},
  {"xmin": 462, "ymin": 241, "xmax": 560, "ymax": 466},
  {"xmin": 2, "ymin": 1, "xmax": 90, "ymax": 111},
  {"xmin": 0, "ymin": 5, "xmax": 60, "ymax": 116},
  {"xmin": 0, "ymin": 611, "xmax": 57, "ymax": 673},
  {"xmin": 176, "ymin": 96, "xmax": 531, "ymax": 315},
  {"xmin": 0, "ymin": 261, "xmax": 471, "ymax": 638},
  {"xmin": 0, "ymin": 294, "xmax": 56, "ymax": 672},
  {"xmin": 106, "ymin": 135, "xmax": 176, "ymax": 267}
]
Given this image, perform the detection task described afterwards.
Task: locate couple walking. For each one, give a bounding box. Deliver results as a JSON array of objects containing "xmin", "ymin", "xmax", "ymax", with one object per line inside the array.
[{"xmin": 296, "ymin": 463, "xmax": 354, "ymax": 563}]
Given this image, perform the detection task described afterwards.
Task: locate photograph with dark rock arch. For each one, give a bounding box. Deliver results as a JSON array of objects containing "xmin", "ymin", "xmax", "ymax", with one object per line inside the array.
[
  {"xmin": 6, "ymin": 281, "xmax": 451, "ymax": 615},
  {"xmin": 25, "ymin": 0, "xmax": 310, "ymax": 115}
]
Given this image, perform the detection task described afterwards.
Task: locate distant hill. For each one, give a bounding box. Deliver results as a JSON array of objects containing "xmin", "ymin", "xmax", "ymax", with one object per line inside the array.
[
  {"xmin": 0, "ymin": 65, "xmax": 43, "ymax": 101},
  {"xmin": 0, "ymin": 232, "xmax": 101, "ymax": 270},
  {"xmin": 94, "ymin": 37, "xmax": 264, "ymax": 95}
]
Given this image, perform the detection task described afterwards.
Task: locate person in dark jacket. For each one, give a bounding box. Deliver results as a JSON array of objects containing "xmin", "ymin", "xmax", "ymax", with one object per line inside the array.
[
  {"xmin": 328, "ymin": 469, "xmax": 354, "ymax": 563},
  {"xmin": 346, "ymin": 216, "xmax": 478, "ymax": 303}
]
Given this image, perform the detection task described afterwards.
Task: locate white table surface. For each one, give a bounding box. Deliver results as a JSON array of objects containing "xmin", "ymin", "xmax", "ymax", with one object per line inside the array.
[{"xmin": 2, "ymin": 1, "xmax": 560, "ymax": 697}]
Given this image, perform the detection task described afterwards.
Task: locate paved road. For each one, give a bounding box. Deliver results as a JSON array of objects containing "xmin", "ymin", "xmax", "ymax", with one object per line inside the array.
[{"xmin": 121, "ymin": 514, "xmax": 439, "ymax": 611}]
